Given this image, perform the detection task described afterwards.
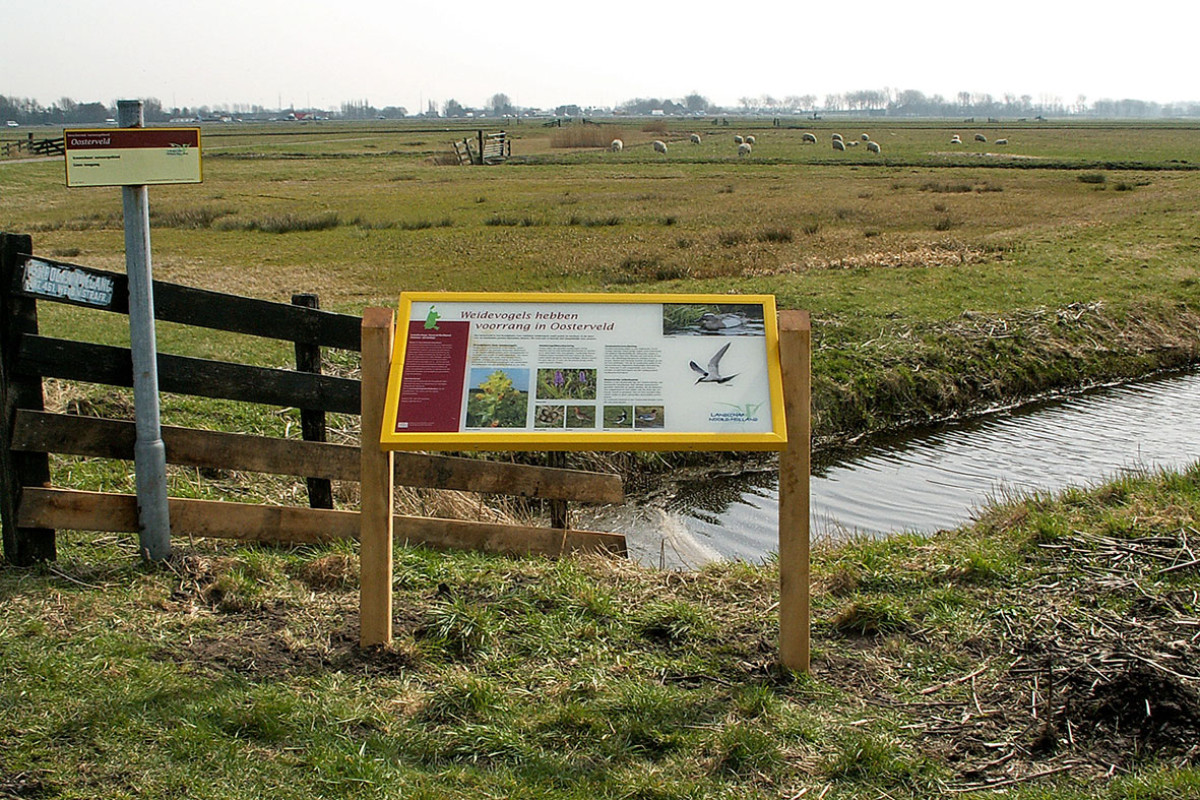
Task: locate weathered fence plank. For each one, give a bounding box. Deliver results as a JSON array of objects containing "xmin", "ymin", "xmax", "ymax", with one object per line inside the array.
[
  {"xmin": 17, "ymin": 335, "xmax": 361, "ymax": 413},
  {"xmin": 12, "ymin": 256, "xmax": 361, "ymax": 349},
  {"xmin": 392, "ymin": 514, "xmax": 626, "ymax": 557},
  {"xmin": 11, "ymin": 410, "xmax": 624, "ymax": 502},
  {"xmin": 19, "ymin": 488, "xmax": 358, "ymax": 544},
  {"xmin": 18, "ymin": 487, "xmax": 626, "ymax": 557}
]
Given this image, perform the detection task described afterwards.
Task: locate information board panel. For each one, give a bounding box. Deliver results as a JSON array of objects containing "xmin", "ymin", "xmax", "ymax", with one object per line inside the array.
[
  {"xmin": 64, "ymin": 127, "xmax": 202, "ymax": 187},
  {"xmin": 381, "ymin": 293, "xmax": 787, "ymax": 451}
]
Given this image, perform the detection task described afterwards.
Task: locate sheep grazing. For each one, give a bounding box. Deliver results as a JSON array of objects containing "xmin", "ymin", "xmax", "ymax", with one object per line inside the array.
[
  {"xmin": 738, "ymin": 142, "xmax": 752, "ymax": 157},
  {"xmin": 690, "ymin": 133, "xmax": 701, "ymax": 144},
  {"xmin": 745, "ymin": 135, "xmax": 756, "ymax": 145},
  {"xmin": 995, "ymin": 138, "xmax": 1009, "ymax": 145},
  {"xmin": 974, "ymin": 133, "xmax": 987, "ymax": 142},
  {"xmin": 861, "ymin": 133, "xmax": 870, "ymax": 141},
  {"xmin": 832, "ymin": 133, "xmax": 843, "ymax": 142},
  {"xmin": 653, "ymin": 140, "xmax": 668, "ymax": 154},
  {"xmin": 846, "ymin": 140, "xmax": 859, "ymax": 147},
  {"xmin": 832, "ymin": 139, "xmax": 846, "ymax": 151},
  {"xmin": 802, "ymin": 132, "xmax": 817, "ymax": 144},
  {"xmin": 734, "ymin": 135, "xmax": 744, "ymax": 144},
  {"xmin": 866, "ymin": 141, "xmax": 881, "ymax": 154},
  {"xmin": 950, "ymin": 135, "xmax": 962, "ymax": 145},
  {"xmin": 610, "ymin": 139, "xmax": 623, "ymax": 152}
]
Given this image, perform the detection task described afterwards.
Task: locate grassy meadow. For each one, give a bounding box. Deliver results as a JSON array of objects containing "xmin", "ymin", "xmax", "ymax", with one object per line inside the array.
[
  {"xmin": 2, "ymin": 118, "xmax": 1200, "ymax": 798},
  {"xmin": 4, "ymin": 117, "xmax": 1199, "ymax": 442}
]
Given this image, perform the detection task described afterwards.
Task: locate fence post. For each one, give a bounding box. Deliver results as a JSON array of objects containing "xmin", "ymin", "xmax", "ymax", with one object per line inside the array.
[
  {"xmin": 291, "ymin": 293, "xmax": 333, "ymax": 509},
  {"xmin": 360, "ymin": 307, "xmax": 395, "ymax": 647},
  {"xmin": 777, "ymin": 310, "xmax": 811, "ymax": 673},
  {"xmin": 547, "ymin": 451, "xmax": 569, "ymax": 529},
  {"xmin": 0, "ymin": 233, "xmax": 55, "ymax": 564}
]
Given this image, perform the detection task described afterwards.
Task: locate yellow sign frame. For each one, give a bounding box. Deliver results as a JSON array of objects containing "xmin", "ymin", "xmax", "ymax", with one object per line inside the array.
[{"xmin": 380, "ymin": 292, "xmax": 787, "ymax": 451}]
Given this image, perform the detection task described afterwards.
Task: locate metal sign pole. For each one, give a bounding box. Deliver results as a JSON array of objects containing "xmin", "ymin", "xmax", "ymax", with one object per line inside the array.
[{"xmin": 117, "ymin": 99, "xmax": 171, "ymax": 560}]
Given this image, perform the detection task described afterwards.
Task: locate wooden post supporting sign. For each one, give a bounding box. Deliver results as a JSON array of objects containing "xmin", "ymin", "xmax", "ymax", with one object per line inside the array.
[
  {"xmin": 360, "ymin": 308, "xmax": 395, "ymax": 647},
  {"xmin": 777, "ymin": 310, "xmax": 812, "ymax": 673}
]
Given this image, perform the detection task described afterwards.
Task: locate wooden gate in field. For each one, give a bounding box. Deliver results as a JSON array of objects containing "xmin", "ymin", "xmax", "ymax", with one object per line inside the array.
[
  {"xmin": 0, "ymin": 232, "xmax": 625, "ymax": 567},
  {"xmin": 452, "ymin": 131, "xmax": 510, "ymax": 165}
]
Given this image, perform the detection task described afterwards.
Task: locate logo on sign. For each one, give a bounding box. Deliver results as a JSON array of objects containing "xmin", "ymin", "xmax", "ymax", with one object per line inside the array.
[{"xmin": 709, "ymin": 401, "xmax": 765, "ymax": 424}]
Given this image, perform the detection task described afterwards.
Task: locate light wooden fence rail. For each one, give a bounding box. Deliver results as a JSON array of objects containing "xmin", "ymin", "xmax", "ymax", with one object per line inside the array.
[{"xmin": 0, "ymin": 232, "xmax": 624, "ymax": 566}]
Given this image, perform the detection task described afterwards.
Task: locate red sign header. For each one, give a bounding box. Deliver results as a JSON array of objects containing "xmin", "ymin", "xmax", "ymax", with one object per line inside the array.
[{"xmin": 65, "ymin": 128, "xmax": 200, "ymax": 150}]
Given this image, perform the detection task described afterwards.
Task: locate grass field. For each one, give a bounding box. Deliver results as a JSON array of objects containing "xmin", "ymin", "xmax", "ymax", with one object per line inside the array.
[
  {"xmin": 3, "ymin": 117, "xmax": 1199, "ymax": 443},
  {"xmin": 2, "ymin": 118, "xmax": 1200, "ymax": 798}
]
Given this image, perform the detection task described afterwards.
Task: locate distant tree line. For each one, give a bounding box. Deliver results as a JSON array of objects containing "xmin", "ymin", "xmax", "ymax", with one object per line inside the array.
[
  {"xmin": 6, "ymin": 90, "xmax": 1200, "ymax": 125},
  {"xmin": 0, "ymin": 95, "xmax": 282, "ymax": 124}
]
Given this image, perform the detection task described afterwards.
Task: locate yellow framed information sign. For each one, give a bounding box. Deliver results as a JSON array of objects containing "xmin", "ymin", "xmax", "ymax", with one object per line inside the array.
[{"xmin": 380, "ymin": 292, "xmax": 787, "ymax": 451}]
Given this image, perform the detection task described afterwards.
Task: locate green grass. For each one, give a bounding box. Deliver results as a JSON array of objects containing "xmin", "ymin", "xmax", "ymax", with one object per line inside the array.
[
  {"xmin": 3, "ymin": 463, "xmax": 1200, "ymax": 798},
  {"xmin": 3, "ymin": 120, "xmax": 1200, "ymax": 795},
  {"xmin": 5, "ymin": 119, "xmax": 1198, "ymax": 447}
]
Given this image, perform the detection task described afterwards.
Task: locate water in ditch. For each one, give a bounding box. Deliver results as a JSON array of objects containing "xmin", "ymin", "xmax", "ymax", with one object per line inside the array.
[{"xmin": 578, "ymin": 370, "xmax": 1200, "ymax": 568}]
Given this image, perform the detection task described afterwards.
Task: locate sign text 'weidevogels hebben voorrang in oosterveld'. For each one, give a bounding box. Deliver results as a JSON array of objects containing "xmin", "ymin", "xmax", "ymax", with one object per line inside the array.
[{"xmin": 380, "ymin": 293, "xmax": 787, "ymax": 451}]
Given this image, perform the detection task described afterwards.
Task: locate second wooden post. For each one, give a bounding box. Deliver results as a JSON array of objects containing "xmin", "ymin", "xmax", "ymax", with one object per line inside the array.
[
  {"xmin": 360, "ymin": 307, "xmax": 395, "ymax": 647},
  {"xmin": 777, "ymin": 310, "xmax": 812, "ymax": 673}
]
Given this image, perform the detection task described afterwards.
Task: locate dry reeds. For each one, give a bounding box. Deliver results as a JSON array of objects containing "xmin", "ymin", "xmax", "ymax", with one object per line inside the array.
[{"xmin": 550, "ymin": 126, "xmax": 624, "ymax": 149}]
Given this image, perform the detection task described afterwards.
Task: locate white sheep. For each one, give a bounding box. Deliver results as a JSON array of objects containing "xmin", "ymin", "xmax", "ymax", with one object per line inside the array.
[
  {"xmin": 950, "ymin": 135, "xmax": 962, "ymax": 144},
  {"xmin": 802, "ymin": 132, "xmax": 817, "ymax": 144},
  {"xmin": 745, "ymin": 135, "xmax": 756, "ymax": 145},
  {"xmin": 846, "ymin": 140, "xmax": 858, "ymax": 147},
  {"xmin": 861, "ymin": 133, "xmax": 870, "ymax": 141},
  {"xmin": 995, "ymin": 138, "xmax": 1009, "ymax": 145},
  {"xmin": 734, "ymin": 135, "xmax": 744, "ymax": 144},
  {"xmin": 610, "ymin": 139, "xmax": 623, "ymax": 152},
  {"xmin": 738, "ymin": 142, "xmax": 752, "ymax": 157},
  {"xmin": 690, "ymin": 133, "xmax": 701, "ymax": 144},
  {"xmin": 832, "ymin": 139, "xmax": 846, "ymax": 151},
  {"xmin": 974, "ymin": 133, "xmax": 987, "ymax": 142},
  {"xmin": 653, "ymin": 140, "xmax": 668, "ymax": 154},
  {"xmin": 832, "ymin": 133, "xmax": 843, "ymax": 142},
  {"xmin": 866, "ymin": 141, "xmax": 881, "ymax": 154}
]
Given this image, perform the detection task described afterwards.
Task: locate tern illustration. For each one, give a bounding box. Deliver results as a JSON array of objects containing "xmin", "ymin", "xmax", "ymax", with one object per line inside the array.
[{"xmin": 690, "ymin": 342, "xmax": 738, "ymax": 384}]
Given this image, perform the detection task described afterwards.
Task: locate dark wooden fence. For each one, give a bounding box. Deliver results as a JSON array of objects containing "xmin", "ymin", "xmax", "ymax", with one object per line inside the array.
[
  {"xmin": 0, "ymin": 232, "xmax": 624, "ymax": 566},
  {"xmin": 1, "ymin": 134, "xmax": 65, "ymax": 158}
]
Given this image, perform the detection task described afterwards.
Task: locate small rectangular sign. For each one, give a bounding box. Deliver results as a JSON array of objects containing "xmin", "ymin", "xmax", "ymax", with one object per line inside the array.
[
  {"xmin": 21, "ymin": 257, "xmax": 117, "ymax": 308},
  {"xmin": 381, "ymin": 292, "xmax": 787, "ymax": 452},
  {"xmin": 64, "ymin": 127, "xmax": 202, "ymax": 187}
]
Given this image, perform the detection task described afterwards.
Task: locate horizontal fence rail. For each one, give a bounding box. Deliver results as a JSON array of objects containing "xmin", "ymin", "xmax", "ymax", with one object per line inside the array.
[
  {"xmin": 17, "ymin": 488, "xmax": 626, "ymax": 557},
  {"xmin": 11, "ymin": 410, "xmax": 623, "ymax": 502},
  {"xmin": 18, "ymin": 335, "xmax": 362, "ymax": 414},
  {"xmin": 11, "ymin": 257, "xmax": 362, "ymax": 349}
]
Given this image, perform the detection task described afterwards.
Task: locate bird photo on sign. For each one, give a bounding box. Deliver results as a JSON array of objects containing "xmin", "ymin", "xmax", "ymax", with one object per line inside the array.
[{"xmin": 661, "ymin": 302, "xmax": 767, "ymax": 337}]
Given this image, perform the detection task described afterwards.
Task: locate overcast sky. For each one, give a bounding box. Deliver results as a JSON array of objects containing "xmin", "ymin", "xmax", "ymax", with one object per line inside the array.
[{"xmin": 4, "ymin": 1, "xmax": 1193, "ymax": 112}]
